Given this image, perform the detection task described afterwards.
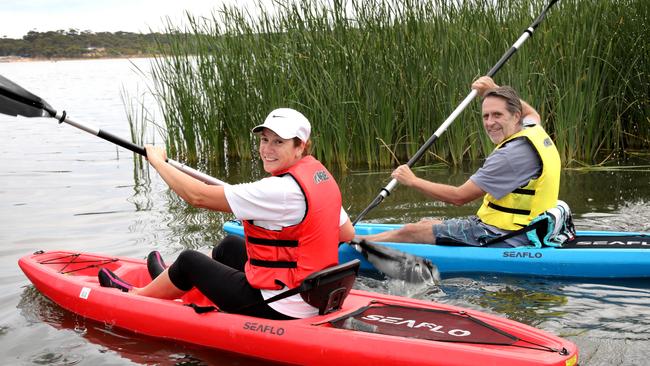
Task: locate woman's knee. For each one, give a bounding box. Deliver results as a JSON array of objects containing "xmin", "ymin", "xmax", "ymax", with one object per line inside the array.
[
  {"xmin": 212, "ymin": 235, "xmax": 245, "ymax": 260},
  {"xmin": 176, "ymin": 249, "xmax": 203, "ymax": 265},
  {"xmin": 168, "ymin": 249, "xmax": 204, "ymax": 291}
]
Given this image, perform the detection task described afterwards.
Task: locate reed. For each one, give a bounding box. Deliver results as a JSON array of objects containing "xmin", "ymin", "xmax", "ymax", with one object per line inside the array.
[
  {"xmin": 121, "ymin": 87, "xmax": 149, "ymax": 173},
  {"xmin": 139, "ymin": 0, "xmax": 648, "ymax": 169}
]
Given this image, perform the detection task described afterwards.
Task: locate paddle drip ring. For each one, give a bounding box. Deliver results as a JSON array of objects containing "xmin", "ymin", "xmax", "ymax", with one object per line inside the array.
[{"xmin": 58, "ymin": 110, "xmax": 66, "ymax": 123}]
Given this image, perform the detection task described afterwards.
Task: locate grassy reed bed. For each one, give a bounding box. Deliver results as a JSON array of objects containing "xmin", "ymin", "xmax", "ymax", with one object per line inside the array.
[{"xmin": 144, "ymin": 0, "xmax": 649, "ymax": 169}]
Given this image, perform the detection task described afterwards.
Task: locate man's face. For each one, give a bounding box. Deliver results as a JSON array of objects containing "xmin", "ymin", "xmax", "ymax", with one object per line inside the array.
[{"xmin": 481, "ymin": 96, "xmax": 522, "ymax": 144}]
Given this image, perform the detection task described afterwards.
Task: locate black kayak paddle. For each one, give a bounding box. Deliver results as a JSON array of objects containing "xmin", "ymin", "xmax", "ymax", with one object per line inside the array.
[{"xmin": 0, "ymin": 73, "xmax": 226, "ymax": 186}]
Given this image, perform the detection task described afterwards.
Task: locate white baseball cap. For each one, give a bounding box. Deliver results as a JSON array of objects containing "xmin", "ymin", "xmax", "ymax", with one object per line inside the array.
[{"xmin": 252, "ymin": 108, "xmax": 311, "ymax": 142}]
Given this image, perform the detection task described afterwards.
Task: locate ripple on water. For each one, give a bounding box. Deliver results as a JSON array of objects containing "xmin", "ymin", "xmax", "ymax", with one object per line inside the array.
[
  {"xmin": 30, "ymin": 351, "xmax": 83, "ymax": 366},
  {"xmin": 15, "ymin": 286, "xmax": 278, "ymax": 365},
  {"xmin": 557, "ymin": 283, "xmax": 650, "ymax": 340},
  {"xmin": 577, "ymin": 200, "xmax": 650, "ymax": 232}
]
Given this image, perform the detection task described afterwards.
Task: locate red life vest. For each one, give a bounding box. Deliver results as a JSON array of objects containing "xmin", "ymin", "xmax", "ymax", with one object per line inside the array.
[{"xmin": 243, "ymin": 156, "xmax": 341, "ymax": 290}]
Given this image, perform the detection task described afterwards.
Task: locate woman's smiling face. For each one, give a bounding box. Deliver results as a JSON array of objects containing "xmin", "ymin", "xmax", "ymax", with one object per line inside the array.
[{"xmin": 258, "ymin": 128, "xmax": 305, "ymax": 174}]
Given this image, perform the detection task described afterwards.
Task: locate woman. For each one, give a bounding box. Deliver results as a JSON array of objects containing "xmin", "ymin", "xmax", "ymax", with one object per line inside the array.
[{"xmin": 99, "ymin": 108, "xmax": 355, "ymax": 320}]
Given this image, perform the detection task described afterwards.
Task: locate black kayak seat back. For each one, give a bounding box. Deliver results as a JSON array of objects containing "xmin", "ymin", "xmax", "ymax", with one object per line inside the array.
[
  {"xmin": 300, "ymin": 259, "xmax": 360, "ymax": 315},
  {"xmin": 201, "ymin": 259, "xmax": 362, "ymax": 316}
]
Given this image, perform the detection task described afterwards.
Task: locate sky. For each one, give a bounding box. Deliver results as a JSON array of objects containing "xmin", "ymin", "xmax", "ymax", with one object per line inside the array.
[{"xmin": 0, "ymin": 0, "xmax": 253, "ymax": 39}]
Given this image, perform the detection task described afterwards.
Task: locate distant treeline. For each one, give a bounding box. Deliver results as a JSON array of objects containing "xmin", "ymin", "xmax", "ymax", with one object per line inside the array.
[{"xmin": 0, "ymin": 29, "xmax": 171, "ymax": 58}]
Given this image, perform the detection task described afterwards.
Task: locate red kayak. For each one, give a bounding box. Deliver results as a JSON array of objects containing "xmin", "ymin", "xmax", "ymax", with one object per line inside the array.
[{"xmin": 19, "ymin": 250, "xmax": 578, "ymax": 366}]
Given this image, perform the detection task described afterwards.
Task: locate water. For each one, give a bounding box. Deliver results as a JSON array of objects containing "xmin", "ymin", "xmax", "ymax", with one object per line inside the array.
[{"xmin": 1, "ymin": 59, "xmax": 650, "ymax": 365}]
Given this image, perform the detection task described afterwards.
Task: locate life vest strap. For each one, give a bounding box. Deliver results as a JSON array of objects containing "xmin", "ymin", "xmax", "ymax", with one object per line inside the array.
[
  {"xmin": 487, "ymin": 202, "xmax": 531, "ymax": 216},
  {"xmin": 250, "ymin": 259, "xmax": 297, "ymax": 268},
  {"xmin": 512, "ymin": 188, "xmax": 535, "ymax": 195},
  {"xmin": 247, "ymin": 236, "xmax": 299, "ymax": 247}
]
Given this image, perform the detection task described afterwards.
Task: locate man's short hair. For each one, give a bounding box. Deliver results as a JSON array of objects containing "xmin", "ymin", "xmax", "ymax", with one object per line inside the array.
[{"xmin": 483, "ymin": 86, "xmax": 522, "ymax": 118}]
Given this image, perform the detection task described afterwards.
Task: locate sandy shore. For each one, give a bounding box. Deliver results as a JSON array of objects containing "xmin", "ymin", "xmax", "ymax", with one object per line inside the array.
[
  {"xmin": 0, "ymin": 56, "xmax": 33, "ymax": 62},
  {"xmin": 0, "ymin": 55, "xmax": 155, "ymax": 63}
]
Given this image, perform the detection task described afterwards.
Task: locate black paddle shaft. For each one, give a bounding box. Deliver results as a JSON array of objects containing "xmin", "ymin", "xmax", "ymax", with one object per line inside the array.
[
  {"xmin": 353, "ymin": 0, "xmax": 560, "ymax": 226},
  {"xmin": 98, "ymin": 129, "xmax": 147, "ymax": 156},
  {"xmin": 0, "ymin": 74, "xmax": 228, "ymax": 187}
]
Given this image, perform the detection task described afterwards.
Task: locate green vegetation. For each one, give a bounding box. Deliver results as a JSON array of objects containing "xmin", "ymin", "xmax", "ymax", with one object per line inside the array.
[
  {"xmin": 145, "ymin": 0, "xmax": 649, "ymax": 169},
  {"xmin": 0, "ymin": 29, "xmax": 169, "ymax": 59}
]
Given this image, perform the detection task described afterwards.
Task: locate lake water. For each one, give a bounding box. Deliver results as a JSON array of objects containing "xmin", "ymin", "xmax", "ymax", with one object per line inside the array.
[{"xmin": 1, "ymin": 58, "xmax": 650, "ymax": 365}]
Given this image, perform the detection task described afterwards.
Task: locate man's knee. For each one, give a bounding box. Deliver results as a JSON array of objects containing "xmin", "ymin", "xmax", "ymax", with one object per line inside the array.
[
  {"xmin": 401, "ymin": 223, "xmax": 420, "ymax": 234},
  {"xmin": 400, "ymin": 222, "xmax": 435, "ymax": 243},
  {"xmin": 417, "ymin": 218, "xmax": 442, "ymax": 225}
]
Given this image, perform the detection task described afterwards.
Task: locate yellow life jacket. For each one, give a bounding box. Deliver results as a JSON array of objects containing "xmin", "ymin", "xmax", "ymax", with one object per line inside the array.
[{"xmin": 477, "ymin": 124, "xmax": 561, "ymax": 230}]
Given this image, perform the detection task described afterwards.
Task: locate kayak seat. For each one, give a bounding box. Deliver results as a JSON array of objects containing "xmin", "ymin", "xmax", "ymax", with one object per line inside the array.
[
  {"xmin": 190, "ymin": 260, "xmax": 362, "ymax": 316},
  {"xmin": 299, "ymin": 259, "xmax": 360, "ymax": 315}
]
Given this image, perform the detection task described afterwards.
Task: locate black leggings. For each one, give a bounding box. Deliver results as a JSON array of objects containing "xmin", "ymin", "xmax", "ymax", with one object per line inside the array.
[{"xmin": 167, "ymin": 235, "xmax": 294, "ymax": 320}]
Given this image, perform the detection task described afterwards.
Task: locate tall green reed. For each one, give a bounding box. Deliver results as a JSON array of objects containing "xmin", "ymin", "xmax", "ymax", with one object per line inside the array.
[
  {"xmin": 140, "ymin": 0, "xmax": 648, "ymax": 170},
  {"xmin": 121, "ymin": 87, "xmax": 150, "ymax": 173}
]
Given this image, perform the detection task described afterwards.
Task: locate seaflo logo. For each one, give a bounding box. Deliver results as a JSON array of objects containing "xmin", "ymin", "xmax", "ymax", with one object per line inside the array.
[
  {"xmin": 543, "ymin": 137, "xmax": 553, "ymax": 147},
  {"xmin": 503, "ymin": 251, "xmax": 543, "ymax": 259},
  {"xmin": 313, "ymin": 170, "xmax": 330, "ymax": 184},
  {"xmin": 360, "ymin": 314, "xmax": 471, "ymax": 337},
  {"xmin": 575, "ymin": 240, "xmax": 650, "ymax": 246},
  {"xmin": 243, "ymin": 322, "xmax": 285, "ymax": 336}
]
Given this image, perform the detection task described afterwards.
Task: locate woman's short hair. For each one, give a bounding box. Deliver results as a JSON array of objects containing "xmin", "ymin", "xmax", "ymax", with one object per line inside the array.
[{"xmin": 293, "ymin": 137, "xmax": 311, "ymax": 157}]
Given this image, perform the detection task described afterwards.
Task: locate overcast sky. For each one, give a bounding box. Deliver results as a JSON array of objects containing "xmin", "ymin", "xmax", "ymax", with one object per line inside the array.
[{"xmin": 0, "ymin": 0, "xmax": 253, "ymax": 39}]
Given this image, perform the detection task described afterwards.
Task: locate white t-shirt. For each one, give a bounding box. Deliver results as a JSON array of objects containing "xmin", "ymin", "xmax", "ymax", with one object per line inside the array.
[{"xmin": 224, "ymin": 175, "xmax": 349, "ymax": 318}]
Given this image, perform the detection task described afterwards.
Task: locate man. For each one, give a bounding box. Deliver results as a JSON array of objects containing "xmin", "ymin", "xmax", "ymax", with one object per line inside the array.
[{"xmin": 360, "ymin": 76, "xmax": 561, "ymax": 247}]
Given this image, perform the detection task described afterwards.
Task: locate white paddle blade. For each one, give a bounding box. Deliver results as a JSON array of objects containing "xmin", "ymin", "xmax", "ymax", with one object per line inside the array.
[{"xmin": 354, "ymin": 240, "xmax": 441, "ymax": 285}]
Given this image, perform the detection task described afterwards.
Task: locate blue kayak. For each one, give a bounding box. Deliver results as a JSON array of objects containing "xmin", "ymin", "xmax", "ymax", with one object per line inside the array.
[{"xmin": 222, "ymin": 221, "xmax": 650, "ymax": 279}]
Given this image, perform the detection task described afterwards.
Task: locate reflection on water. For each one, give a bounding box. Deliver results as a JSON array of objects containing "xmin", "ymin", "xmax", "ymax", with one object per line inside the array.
[
  {"xmin": 336, "ymin": 162, "xmax": 650, "ymax": 229},
  {"xmin": 162, "ymin": 158, "xmax": 650, "ymax": 233},
  {"xmin": 580, "ymin": 202, "xmax": 650, "ymax": 232},
  {"xmin": 16, "ymin": 287, "xmax": 275, "ymax": 366},
  {"xmin": 2, "ymin": 58, "xmax": 650, "ymax": 365},
  {"xmin": 466, "ymin": 279, "xmax": 569, "ymax": 328},
  {"xmin": 440, "ymin": 276, "xmax": 650, "ymax": 340},
  {"xmin": 559, "ymin": 283, "xmax": 650, "ymax": 339}
]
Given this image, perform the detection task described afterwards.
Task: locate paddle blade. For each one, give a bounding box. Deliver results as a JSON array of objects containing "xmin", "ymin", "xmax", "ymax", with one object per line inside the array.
[
  {"xmin": 353, "ymin": 239, "xmax": 441, "ymax": 285},
  {"xmin": 0, "ymin": 74, "xmax": 54, "ymax": 117}
]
